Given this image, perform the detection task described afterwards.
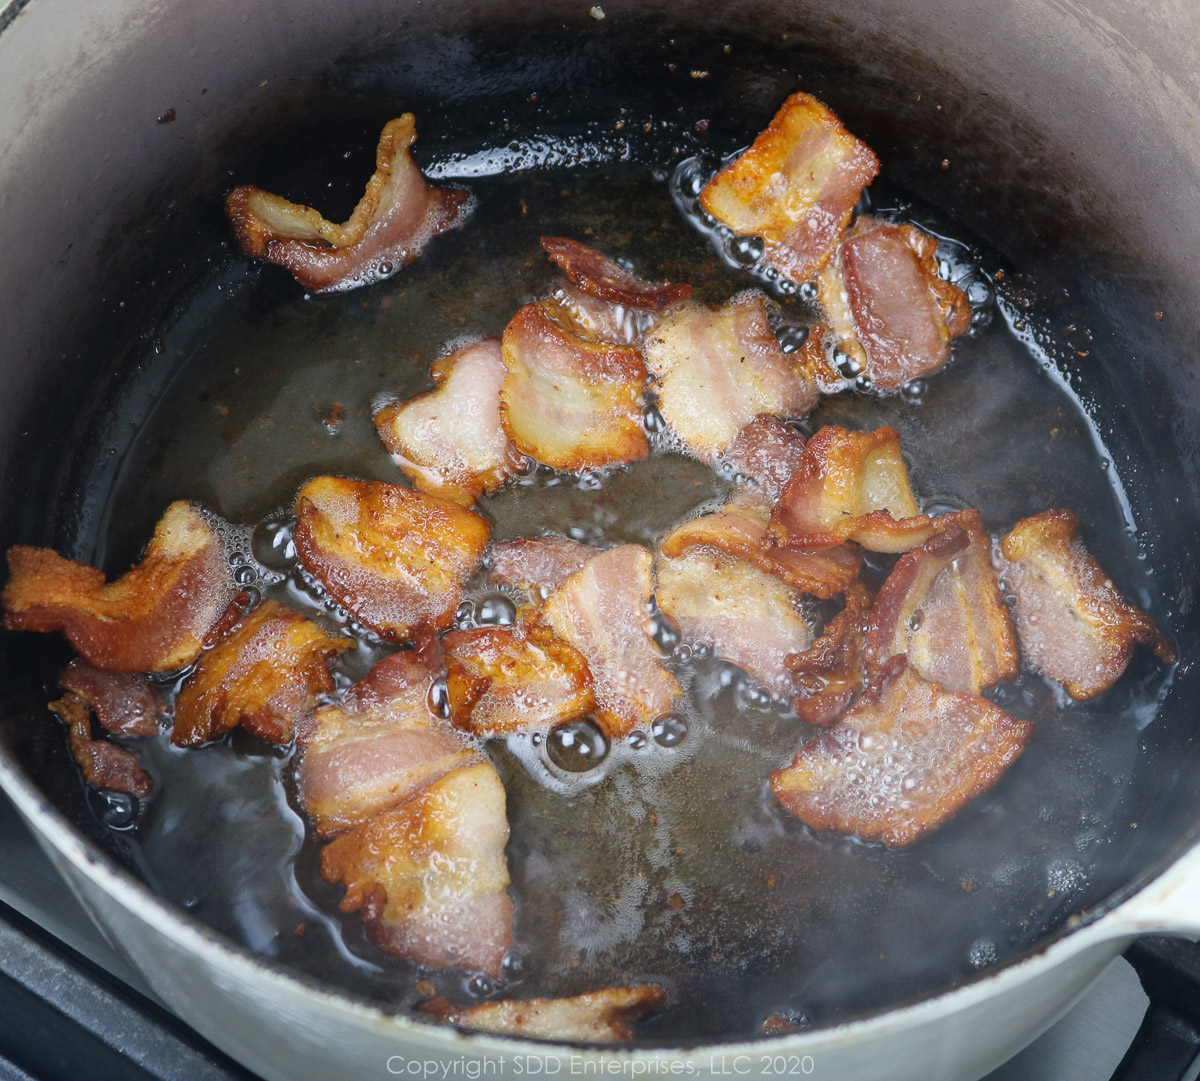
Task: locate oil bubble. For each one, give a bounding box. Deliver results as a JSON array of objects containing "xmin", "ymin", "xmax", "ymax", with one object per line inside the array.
[
  {"xmin": 546, "ymin": 719, "xmax": 609, "ymax": 772},
  {"xmin": 476, "ymin": 595, "xmax": 517, "ymax": 626},
  {"xmin": 652, "ymin": 714, "xmax": 688, "ymax": 747},
  {"xmin": 251, "ymin": 516, "xmax": 297, "ymax": 572},
  {"xmin": 89, "ymin": 788, "xmax": 139, "ymax": 829}
]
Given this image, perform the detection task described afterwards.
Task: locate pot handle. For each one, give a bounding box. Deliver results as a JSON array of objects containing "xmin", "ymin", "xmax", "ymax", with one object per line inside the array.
[{"xmin": 1104, "ymin": 838, "xmax": 1200, "ymax": 938}]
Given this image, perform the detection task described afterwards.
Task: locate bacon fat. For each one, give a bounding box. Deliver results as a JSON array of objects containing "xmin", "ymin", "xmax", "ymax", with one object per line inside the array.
[{"xmin": 488, "ymin": 536, "xmax": 600, "ymax": 600}]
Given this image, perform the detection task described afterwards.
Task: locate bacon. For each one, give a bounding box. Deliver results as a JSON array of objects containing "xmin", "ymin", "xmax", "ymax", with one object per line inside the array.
[
  {"xmin": 867, "ymin": 510, "xmax": 1018, "ymax": 695},
  {"xmin": 642, "ymin": 293, "xmax": 821, "ymax": 461},
  {"xmin": 999, "ymin": 510, "xmax": 1175, "ymax": 700},
  {"xmin": 789, "ymin": 581, "xmax": 873, "ymax": 726},
  {"xmin": 488, "ymin": 536, "xmax": 600, "ymax": 599},
  {"xmin": 699, "ymin": 92, "xmax": 880, "ymax": 283},
  {"xmin": 539, "ymin": 284, "xmax": 644, "ymax": 347},
  {"xmin": 660, "ymin": 491, "xmax": 860, "ymax": 600},
  {"xmin": 816, "ymin": 218, "xmax": 972, "ymax": 390},
  {"xmin": 375, "ymin": 338, "xmax": 525, "ymax": 506},
  {"xmin": 320, "ymin": 761, "xmax": 513, "ymax": 976},
  {"xmin": 2, "ymin": 501, "xmax": 235, "ymax": 673},
  {"xmin": 49, "ymin": 693, "xmax": 153, "ymax": 799},
  {"xmin": 421, "ymin": 985, "xmax": 666, "ymax": 1042},
  {"xmin": 538, "ymin": 545, "xmax": 679, "ymax": 738},
  {"xmin": 58, "ymin": 660, "xmax": 164, "ymax": 737},
  {"xmin": 172, "ymin": 600, "xmax": 349, "ymax": 747},
  {"xmin": 723, "ymin": 414, "xmax": 808, "ymax": 500},
  {"xmin": 443, "ymin": 622, "xmax": 595, "ymax": 736},
  {"xmin": 771, "ymin": 657, "xmax": 1033, "ymax": 847},
  {"xmin": 770, "ymin": 426, "xmax": 935, "ymax": 553},
  {"xmin": 540, "ymin": 237, "xmax": 692, "ymax": 311},
  {"xmin": 293, "ymin": 477, "xmax": 491, "ymax": 641},
  {"xmin": 225, "ymin": 115, "xmax": 469, "ymax": 294},
  {"xmin": 499, "ymin": 303, "xmax": 649, "ymax": 471},
  {"xmin": 656, "ymin": 548, "xmax": 812, "ymax": 698},
  {"xmin": 298, "ymin": 649, "xmax": 481, "ymax": 838}
]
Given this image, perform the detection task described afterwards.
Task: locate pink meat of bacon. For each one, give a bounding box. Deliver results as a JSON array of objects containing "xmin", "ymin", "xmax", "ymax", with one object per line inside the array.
[
  {"xmin": 374, "ymin": 338, "xmax": 525, "ymax": 506},
  {"xmin": 699, "ymin": 92, "xmax": 880, "ymax": 284},
  {"xmin": 538, "ymin": 545, "xmax": 679, "ymax": 738},
  {"xmin": 49, "ymin": 692, "xmax": 154, "ymax": 799},
  {"xmin": 488, "ymin": 536, "xmax": 601, "ymax": 600},
  {"xmin": 499, "ymin": 302, "xmax": 650, "ymax": 472},
  {"xmin": 723, "ymin": 413, "xmax": 809, "ymax": 501},
  {"xmin": 59, "ymin": 659, "xmax": 165, "ymax": 737},
  {"xmin": 817, "ymin": 218, "xmax": 972, "ymax": 390},
  {"xmin": 999, "ymin": 509, "xmax": 1174, "ymax": 700},
  {"xmin": 641, "ymin": 292, "xmax": 821, "ymax": 462},
  {"xmin": 867, "ymin": 509, "xmax": 1019, "ymax": 695},
  {"xmin": 770, "ymin": 425, "xmax": 935, "ymax": 553},
  {"xmin": 772, "ymin": 656, "xmax": 1033, "ymax": 847},
  {"xmin": 540, "ymin": 236, "xmax": 692, "ymax": 311},
  {"xmin": 320, "ymin": 761, "xmax": 513, "ymax": 977},
  {"xmin": 225, "ymin": 114, "xmax": 469, "ymax": 294}
]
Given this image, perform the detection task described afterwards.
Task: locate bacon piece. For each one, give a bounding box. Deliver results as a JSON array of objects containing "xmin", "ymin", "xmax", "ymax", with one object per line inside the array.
[
  {"xmin": 770, "ymin": 426, "xmax": 935, "ymax": 553},
  {"xmin": 293, "ymin": 477, "xmax": 491, "ymax": 641},
  {"xmin": 699, "ymin": 92, "xmax": 880, "ymax": 283},
  {"xmin": 320, "ymin": 762, "xmax": 512, "ymax": 976},
  {"xmin": 49, "ymin": 693, "xmax": 153, "ymax": 799},
  {"xmin": 58, "ymin": 659, "xmax": 164, "ymax": 737},
  {"xmin": 375, "ymin": 338, "xmax": 525, "ymax": 506},
  {"xmin": 541, "ymin": 237, "xmax": 692, "ymax": 311},
  {"xmin": 999, "ymin": 510, "xmax": 1174, "ymax": 700},
  {"xmin": 771, "ymin": 657, "xmax": 1033, "ymax": 847},
  {"xmin": 867, "ymin": 510, "xmax": 1018, "ymax": 695},
  {"xmin": 172, "ymin": 600, "xmax": 349, "ymax": 747},
  {"xmin": 443, "ymin": 622, "xmax": 595, "ymax": 736},
  {"xmin": 2, "ymin": 502, "xmax": 235, "ymax": 673},
  {"xmin": 538, "ymin": 545, "xmax": 679, "ymax": 738},
  {"xmin": 298, "ymin": 649, "xmax": 481, "ymax": 838},
  {"xmin": 542, "ymin": 284, "xmax": 645, "ymax": 347},
  {"xmin": 724, "ymin": 414, "xmax": 808, "ymax": 500},
  {"xmin": 488, "ymin": 537, "xmax": 600, "ymax": 599},
  {"xmin": 642, "ymin": 293, "xmax": 820, "ymax": 462},
  {"xmin": 421, "ymin": 985, "xmax": 666, "ymax": 1042},
  {"xmin": 817, "ymin": 218, "xmax": 972, "ymax": 390},
  {"xmin": 656, "ymin": 548, "xmax": 812, "ymax": 698},
  {"xmin": 789, "ymin": 581, "xmax": 873, "ymax": 726},
  {"xmin": 225, "ymin": 115, "xmax": 469, "ymax": 294},
  {"xmin": 660, "ymin": 492, "xmax": 860, "ymax": 600},
  {"xmin": 499, "ymin": 303, "xmax": 649, "ymax": 471}
]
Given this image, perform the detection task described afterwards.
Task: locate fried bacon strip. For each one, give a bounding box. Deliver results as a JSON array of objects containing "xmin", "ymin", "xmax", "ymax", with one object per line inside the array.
[
  {"xmin": 723, "ymin": 414, "xmax": 808, "ymax": 500},
  {"xmin": 488, "ymin": 536, "xmax": 600, "ymax": 599},
  {"xmin": 541, "ymin": 237, "xmax": 692, "ymax": 311},
  {"xmin": 298, "ymin": 647, "xmax": 481, "ymax": 838},
  {"xmin": 699, "ymin": 92, "xmax": 880, "ymax": 283},
  {"xmin": 172, "ymin": 600, "xmax": 349, "ymax": 747},
  {"xmin": 816, "ymin": 218, "xmax": 972, "ymax": 390},
  {"xmin": 656, "ymin": 548, "xmax": 812, "ymax": 698},
  {"xmin": 541, "ymin": 284, "xmax": 645, "ymax": 347},
  {"xmin": 443, "ymin": 621, "xmax": 595, "ymax": 736},
  {"xmin": 642, "ymin": 293, "xmax": 821, "ymax": 461},
  {"xmin": 772, "ymin": 657, "xmax": 1033, "ymax": 847},
  {"xmin": 789, "ymin": 581, "xmax": 873, "ymax": 726},
  {"xmin": 50, "ymin": 693, "xmax": 153, "ymax": 799},
  {"xmin": 59, "ymin": 659, "xmax": 164, "ymax": 737},
  {"xmin": 769, "ymin": 426, "xmax": 935, "ymax": 552},
  {"xmin": 225, "ymin": 115, "xmax": 469, "ymax": 294},
  {"xmin": 999, "ymin": 510, "xmax": 1174, "ymax": 700},
  {"xmin": 293, "ymin": 477, "xmax": 491, "ymax": 641},
  {"xmin": 320, "ymin": 761, "xmax": 513, "ymax": 976},
  {"xmin": 499, "ymin": 303, "xmax": 649, "ymax": 471},
  {"xmin": 538, "ymin": 545, "xmax": 679, "ymax": 738},
  {"xmin": 422, "ymin": 985, "xmax": 667, "ymax": 1043},
  {"xmin": 2, "ymin": 502, "xmax": 235, "ymax": 673},
  {"xmin": 867, "ymin": 510, "xmax": 1018, "ymax": 695},
  {"xmin": 375, "ymin": 338, "xmax": 525, "ymax": 506}
]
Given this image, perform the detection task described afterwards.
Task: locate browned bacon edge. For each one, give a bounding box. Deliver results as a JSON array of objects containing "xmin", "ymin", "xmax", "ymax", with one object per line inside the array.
[
  {"xmin": 788, "ymin": 580, "xmax": 873, "ymax": 726},
  {"xmin": 541, "ymin": 236, "xmax": 692, "ymax": 311},
  {"xmin": 49, "ymin": 693, "xmax": 153, "ymax": 799}
]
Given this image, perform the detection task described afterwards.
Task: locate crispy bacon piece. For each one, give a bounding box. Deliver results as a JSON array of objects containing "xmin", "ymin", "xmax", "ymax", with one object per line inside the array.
[
  {"xmin": 642, "ymin": 293, "xmax": 820, "ymax": 461},
  {"xmin": 999, "ymin": 510, "xmax": 1174, "ymax": 700},
  {"xmin": 298, "ymin": 648, "xmax": 481, "ymax": 838},
  {"xmin": 538, "ymin": 545, "xmax": 679, "ymax": 738},
  {"xmin": 375, "ymin": 338, "xmax": 525, "ymax": 506},
  {"xmin": 58, "ymin": 659, "xmax": 164, "ymax": 737},
  {"xmin": 488, "ymin": 537, "xmax": 600, "ymax": 599},
  {"xmin": 541, "ymin": 237, "xmax": 692, "ymax": 311},
  {"xmin": 50, "ymin": 693, "xmax": 153, "ymax": 799},
  {"xmin": 660, "ymin": 492, "xmax": 860, "ymax": 600},
  {"xmin": 293, "ymin": 477, "xmax": 491, "ymax": 641},
  {"xmin": 541, "ymin": 284, "xmax": 645, "ymax": 347},
  {"xmin": 656, "ymin": 548, "xmax": 812, "ymax": 698},
  {"xmin": 772, "ymin": 657, "xmax": 1033, "ymax": 847},
  {"xmin": 770, "ymin": 426, "xmax": 935, "ymax": 553},
  {"xmin": 789, "ymin": 581, "xmax": 873, "ymax": 726},
  {"xmin": 320, "ymin": 761, "xmax": 513, "ymax": 976},
  {"xmin": 699, "ymin": 92, "xmax": 880, "ymax": 283},
  {"xmin": 2, "ymin": 502, "xmax": 235, "ymax": 673},
  {"xmin": 443, "ymin": 622, "xmax": 595, "ymax": 736},
  {"xmin": 172, "ymin": 600, "xmax": 349, "ymax": 747},
  {"xmin": 225, "ymin": 115, "xmax": 469, "ymax": 294},
  {"xmin": 723, "ymin": 414, "xmax": 808, "ymax": 500},
  {"xmin": 817, "ymin": 218, "xmax": 972, "ymax": 390},
  {"xmin": 867, "ymin": 510, "xmax": 1018, "ymax": 695},
  {"xmin": 421, "ymin": 985, "xmax": 666, "ymax": 1043},
  {"xmin": 499, "ymin": 303, "xmax": 649, "ymax": 471}
]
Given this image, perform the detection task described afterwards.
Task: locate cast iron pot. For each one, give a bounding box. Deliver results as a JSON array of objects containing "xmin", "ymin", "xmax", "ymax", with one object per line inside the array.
[{"xmin": 0, "ymin": 0, "xmax": 1198, "ymax": 1078}]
